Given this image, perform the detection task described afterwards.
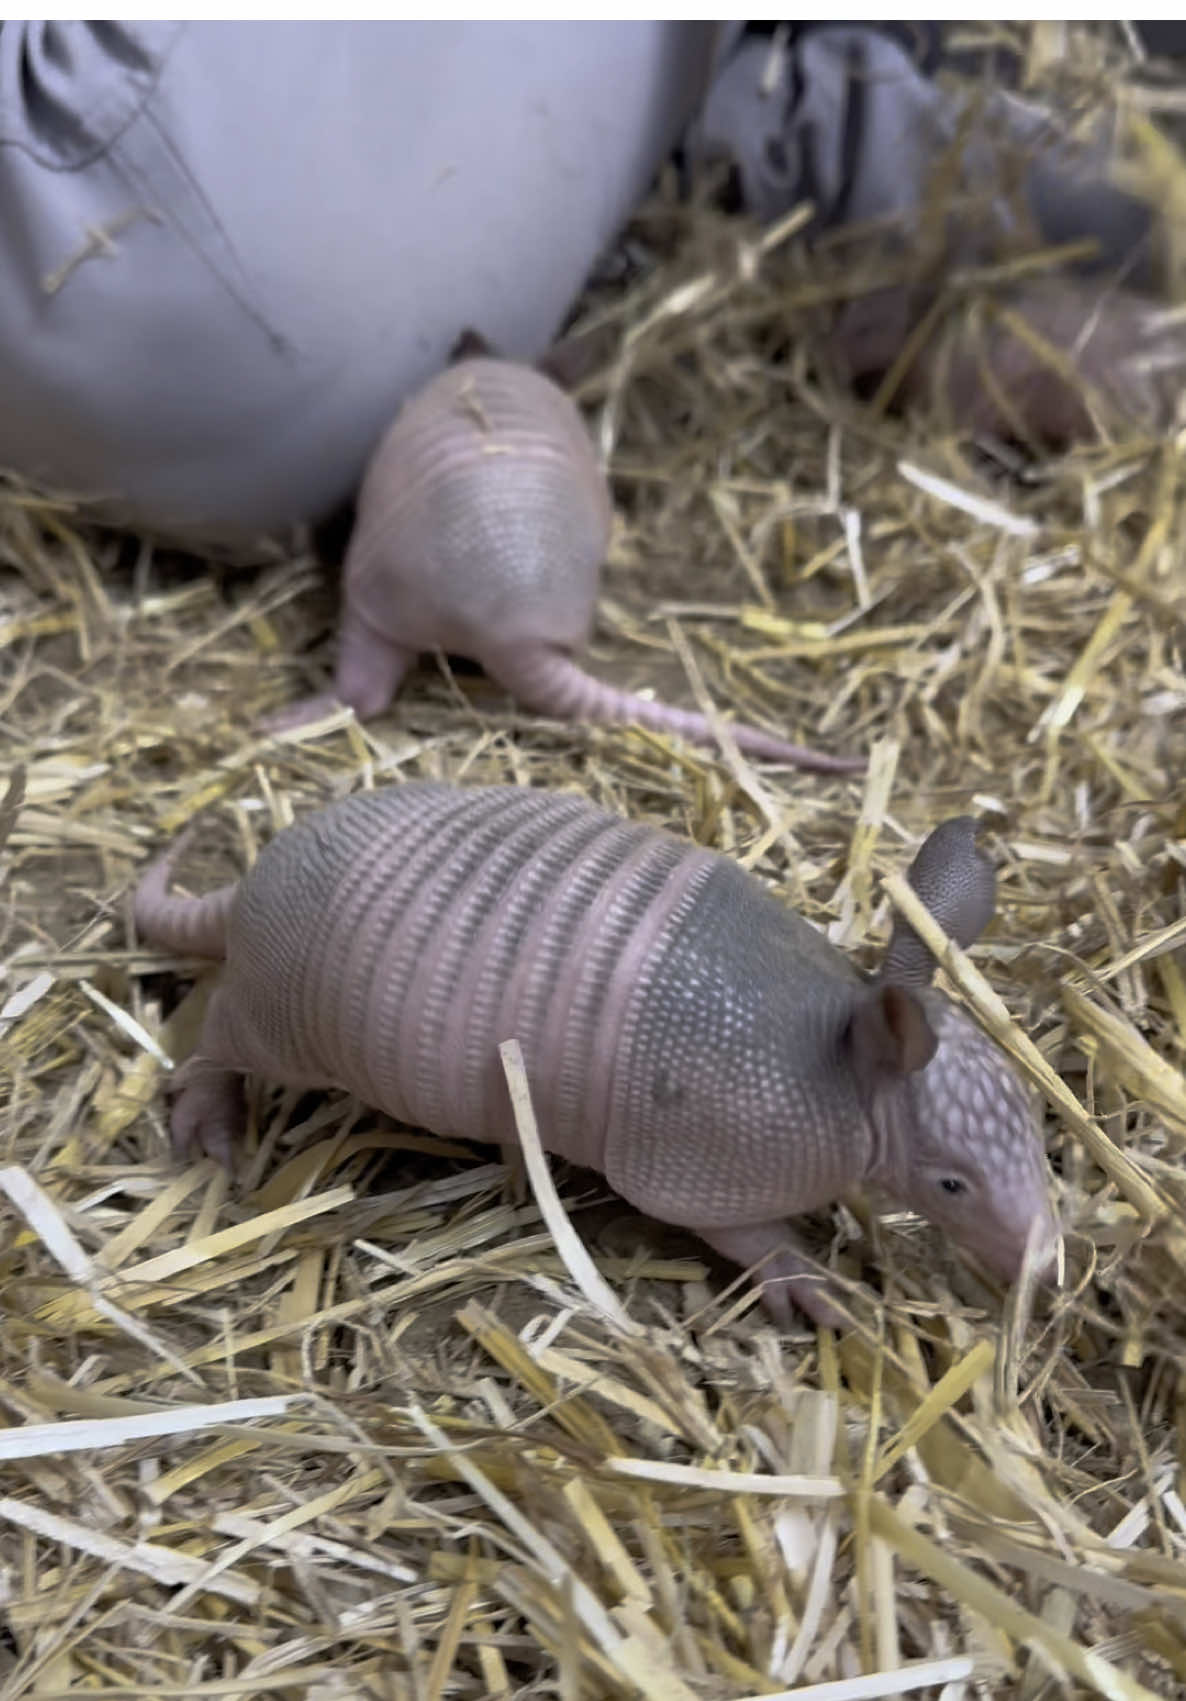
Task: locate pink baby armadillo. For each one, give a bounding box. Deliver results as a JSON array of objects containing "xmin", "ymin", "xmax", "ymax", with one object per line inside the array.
[
  {"xmin": 134, "ymin": 784, "xmax": 1056, "ymax": 1325},
  {"xmin": 273, "ymin": 356, "xmax": 862, "ymax": 775}
]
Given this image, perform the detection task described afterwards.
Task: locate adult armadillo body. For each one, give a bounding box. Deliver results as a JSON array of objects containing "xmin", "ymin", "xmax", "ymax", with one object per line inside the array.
[
  {"xmin": 275, "ymin": 358, "xmax": 861, "ymax": 775},
  {"xmin": 134, "ymin": 783, "xmax": 1056, "ymax": 1324}
]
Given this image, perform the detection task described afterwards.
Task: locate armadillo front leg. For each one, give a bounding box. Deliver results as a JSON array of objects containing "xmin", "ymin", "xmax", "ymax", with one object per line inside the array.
[{"xmin": 698, "ymin": 1221, "xmax": 849, "ymax": 1329}]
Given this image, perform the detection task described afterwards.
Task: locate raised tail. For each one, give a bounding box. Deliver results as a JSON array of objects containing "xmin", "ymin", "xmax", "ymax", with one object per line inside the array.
[
  {"xmin": 489, "ymin": 645, "xmax": 865, "ymax": 775},
  {"xmin": 133, "ymin": 826, "xmax": 236, "ymax": 960}
]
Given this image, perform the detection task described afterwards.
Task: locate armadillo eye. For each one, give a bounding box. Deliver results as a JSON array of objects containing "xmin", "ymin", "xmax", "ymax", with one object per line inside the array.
[{"xmin": 939, "ymin": 1177, "xmax": 967, "ymax": 1196}]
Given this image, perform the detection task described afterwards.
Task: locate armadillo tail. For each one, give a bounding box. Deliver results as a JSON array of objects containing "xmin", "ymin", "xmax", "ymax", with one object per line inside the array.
[
  {"xmin": 491, "ymin": 645, "xmax": 866, "ymax": 775},
  {"xmin": 133, "ymin": 827, "xmax": 235, "ymax": 960}
]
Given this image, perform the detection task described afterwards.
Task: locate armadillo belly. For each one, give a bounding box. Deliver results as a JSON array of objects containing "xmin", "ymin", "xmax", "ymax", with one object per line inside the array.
[{"xmin": 217, "ymin": 782, "xmax": 718, "ymax": 1165}]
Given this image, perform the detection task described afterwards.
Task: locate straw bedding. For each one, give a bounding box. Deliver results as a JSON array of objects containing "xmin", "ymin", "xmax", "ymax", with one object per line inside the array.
[{"xmin": 1, "ymin": 22, "xmax": 1184, "ymax": 1701}]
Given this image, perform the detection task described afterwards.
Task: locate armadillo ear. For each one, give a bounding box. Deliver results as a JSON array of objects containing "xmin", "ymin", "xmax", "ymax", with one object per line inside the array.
[
  {"xmin": 881, "ymin": 816, "xmax": 997, "ymax": 989},
  {"xmin": 848, "ymin": 983, "xmax": 938, "ymax": 1083}
]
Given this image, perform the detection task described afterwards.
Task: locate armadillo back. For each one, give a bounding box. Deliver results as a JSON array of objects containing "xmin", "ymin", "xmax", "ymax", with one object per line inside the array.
[
  {"xmin": 222, "ymin": 783, "xmax": 710, "ymax": 1157},
  {"xmin": 345, "ymin": 360, "xmax": 612, "ymax": 659}
]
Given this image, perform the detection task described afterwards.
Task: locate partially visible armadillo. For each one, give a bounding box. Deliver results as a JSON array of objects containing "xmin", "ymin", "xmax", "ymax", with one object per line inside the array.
[
  {"xmin": 832, "ymin": 277, "xmax": 1182, "ymax": 447},
  {"xmin": 134, "ymin": 783, "xmax": 1056, "ymax": 1325},
  {"xmin": 271, "ymin": 356, "xmax": 862, "ymax": 774}
]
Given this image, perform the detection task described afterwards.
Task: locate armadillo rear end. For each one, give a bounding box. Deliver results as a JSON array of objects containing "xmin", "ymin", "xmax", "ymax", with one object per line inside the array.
[{"xmin": 344, "ymin": 360, "xmax": 612, "ymax": 661}]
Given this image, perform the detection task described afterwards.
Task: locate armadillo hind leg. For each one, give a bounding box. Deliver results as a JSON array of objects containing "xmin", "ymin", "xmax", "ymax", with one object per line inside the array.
[
  {"xmin": 332, "ymin": 605, "xmax": 416, "ymax": 719},
  {"xmin": 168, "ymin": 987, "xmax": 250, "ymax": 1167},
  {"xmin": 169, "ymin": 1056, "xmax": 246, "ymax": 1168},
  {"xmin": 698, "ymin": 1220, "xmax": 849, "ymax": 1329},
  {"xmin": 261, "ymin": 609, "xmax": 416, "ymax": 732}
]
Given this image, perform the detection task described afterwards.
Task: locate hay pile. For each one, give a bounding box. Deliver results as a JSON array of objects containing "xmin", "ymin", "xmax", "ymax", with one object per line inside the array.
[{"xmin": 2, "ymin": 23, "xmax": 1185, "ymax": 1701}]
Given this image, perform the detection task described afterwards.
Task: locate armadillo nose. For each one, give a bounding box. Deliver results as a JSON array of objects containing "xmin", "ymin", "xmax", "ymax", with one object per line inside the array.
[
  {"xmin": 1009, "ymin": 1217, "xmax": 1061, "ymax": 1292},
  {"xmin": 1031, "ymin": 1199, "xmax": 1062, "ymax": 1281},
  {"xmin": 1031, "ymin": 1230, "xmax": 1060, "ymax": 1288}
]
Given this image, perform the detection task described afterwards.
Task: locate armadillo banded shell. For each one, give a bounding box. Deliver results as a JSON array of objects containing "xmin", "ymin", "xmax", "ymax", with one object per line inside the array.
[
  {"xmin": 345, "ymin": 359, "xmax": 612, "ymax": 658},
  {"xmin": 211, "ymin": 781, "xmax": 871, "ymax": 1226},
  {"xmin": 223, "ymin": 783, "xmax": 720, "ymax": 1166}
]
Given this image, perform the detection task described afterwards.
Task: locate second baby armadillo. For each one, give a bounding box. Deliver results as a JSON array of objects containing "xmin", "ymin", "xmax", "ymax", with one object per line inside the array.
[
  {"xmin": 134, "ymin": 783, "xmax": 1056, "ymax": 1325},
  {"xmin": 271, "ymin": 357, "xmax": 862, "ymax": 775}
]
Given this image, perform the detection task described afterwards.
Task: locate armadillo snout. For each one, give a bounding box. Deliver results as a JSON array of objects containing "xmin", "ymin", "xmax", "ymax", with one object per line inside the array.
[
  {"xmin": 951, "ymin": 1185, "xmax": 1059, "ymax": 1289},
  {"xmin": 893, "ymin": 1149, "xmax": 1057, "ymax": 1291}
]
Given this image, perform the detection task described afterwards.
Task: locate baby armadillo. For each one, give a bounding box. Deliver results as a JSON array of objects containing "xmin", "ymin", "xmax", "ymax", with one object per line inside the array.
[
  {"xmin": 832, "ymin": 277, "xmax": 1181, "ymax": 447},
  {"xmin": 272, "ymin": 357, "xmax": 861, "ymax": 775},
  {"xmin": 133, "ymin": 785, "xmax": 1056, "ymax": 1325}
]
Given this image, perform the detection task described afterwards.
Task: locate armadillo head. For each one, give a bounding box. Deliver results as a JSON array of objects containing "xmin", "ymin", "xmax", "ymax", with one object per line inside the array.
[
  {"xmin": 870, "ymin": 994, "xmax": 1059, "ymax": 1286},
  {"xmin": 855, "ymin": 814, "xmax": 1059, "ymax": 1290}
]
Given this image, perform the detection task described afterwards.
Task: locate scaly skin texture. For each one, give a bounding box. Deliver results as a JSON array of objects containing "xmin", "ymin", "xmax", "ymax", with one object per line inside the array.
[
  {"xmin": 269, "ymin": 358, "xmax": 864, "ymax": 775},
  {"xmin": 134, "ymin": 785, "xmax": 1058, "ymax": 1326},
  {"xmin": 347, "ymin": 361, "xmax": 611, "ymax": 666}
]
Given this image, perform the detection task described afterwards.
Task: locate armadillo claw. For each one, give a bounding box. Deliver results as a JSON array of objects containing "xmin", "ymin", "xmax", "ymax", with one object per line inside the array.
[
  {"xmin": 698, "ymin": 1221, "xmax": 851, "ymax": 1331},
  {"xmin": 757, "ymin": 1257, "xmax": 850, "ymax": 1332},
  {"xmin": 168, "ymin": 1057, "xmax": 246, "ymax": 1170}
]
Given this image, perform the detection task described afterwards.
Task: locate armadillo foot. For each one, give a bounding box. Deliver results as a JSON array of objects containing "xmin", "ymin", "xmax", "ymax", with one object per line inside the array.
[
  {"xmin": 258, "ymin": 628, "xmax": 415, "ymax": 734},
  {"xmin": 169, "ymin": 1056, "xmax": 246, "ymax": 1169},
  {"xmin": 332, "ymin": 618, "xmax": 415, "ymax": 720},
  {"xmin": 698, "ymin": 1221, "xmax": 850, "ymax": 1331},
  {"xmin": 258, "ymin": 690, "xmax": 345, "ymax": 736}
]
